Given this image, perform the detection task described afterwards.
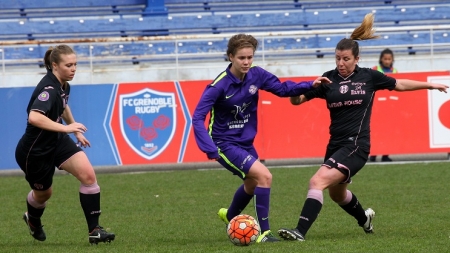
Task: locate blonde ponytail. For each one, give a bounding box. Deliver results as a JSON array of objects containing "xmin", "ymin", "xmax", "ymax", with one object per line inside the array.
[{"xmin": 350, "ymin": 13, "xmax": 379, "ymax": 41}]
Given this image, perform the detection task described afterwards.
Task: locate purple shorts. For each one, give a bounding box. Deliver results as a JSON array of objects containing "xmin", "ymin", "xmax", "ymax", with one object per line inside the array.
[{"xmin": 217, "ymin": 143, "xmax": 258, "ymax": 180}]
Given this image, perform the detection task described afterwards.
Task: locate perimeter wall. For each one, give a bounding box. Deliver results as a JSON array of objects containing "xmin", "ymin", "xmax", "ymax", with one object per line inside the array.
[{"xmin": 2, "ymin": 71, "xmax": 450, "ymax": 170}]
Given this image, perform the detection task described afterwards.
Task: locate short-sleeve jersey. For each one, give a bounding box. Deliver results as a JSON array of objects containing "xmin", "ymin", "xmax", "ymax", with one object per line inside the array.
[
  {"xmin": 304, "ymin": 65, "xmax": 396, "ymax": 147},
  {"xmin": 192, "ymin": 63, "xmax": 314, "ymax": 158},
  {"xmin": 19, "ymin": 70, "xmax": 70, "ymax": 156}
]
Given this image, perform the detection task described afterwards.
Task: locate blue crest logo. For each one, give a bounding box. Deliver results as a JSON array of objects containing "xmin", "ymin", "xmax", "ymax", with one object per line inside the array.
[{"xmin": 119, "ymin": 88, "xmax": 176, "ymax": 160}]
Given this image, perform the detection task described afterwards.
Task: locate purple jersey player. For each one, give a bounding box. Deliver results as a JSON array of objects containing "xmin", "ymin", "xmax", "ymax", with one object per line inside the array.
[{"xmin": 192, "ymin": 33, "xmax": 331, "ymax": 243}]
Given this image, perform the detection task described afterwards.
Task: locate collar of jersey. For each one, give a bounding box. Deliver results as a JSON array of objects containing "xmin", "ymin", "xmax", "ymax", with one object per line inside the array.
[
  {"xmin": 226, "ymin": 63, "xmax": 254, "ymax": 84},
  {"xmin": 334, "ymin": 64, "xmax": 361, "ymax": 79},
  {"xmin": 46, "ymin": 69, "xmax": 67, "ymax": 91}
]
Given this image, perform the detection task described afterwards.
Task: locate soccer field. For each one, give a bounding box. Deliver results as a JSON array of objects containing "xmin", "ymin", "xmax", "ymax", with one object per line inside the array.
[{"xmin": 1, "ymin": 162, "xmax": 449, "ymax": 253}]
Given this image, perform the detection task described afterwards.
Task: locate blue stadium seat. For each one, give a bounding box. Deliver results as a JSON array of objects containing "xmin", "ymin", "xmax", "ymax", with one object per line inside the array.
[
  {"xmin": 1, "ymin": 4, "xmax": 449, "ymax": 40},
  {"xmin": 0, "ymin": 0, "xmax": 147, "ymax": 19},
  {"xmin": 1, "ymin": 0, "xmax": 450, "ymax": 65},
  {"xmin": 3, "ymin": 30, "xmax": 450, "ymax": 63}
]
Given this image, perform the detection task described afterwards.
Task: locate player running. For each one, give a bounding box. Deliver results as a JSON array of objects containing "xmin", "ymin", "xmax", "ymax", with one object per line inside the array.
[
  {"xmin": 15, "ymin": 45, "xmax": 115, "ymax": 244},
  {"xmin": 192, "ymin": 33, "xmax": 330, "ymax": 243}
]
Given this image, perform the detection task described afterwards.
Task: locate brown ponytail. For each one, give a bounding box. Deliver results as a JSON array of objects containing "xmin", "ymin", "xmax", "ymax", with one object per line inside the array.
[
  {"xmin": 43, "ymin": 45, "xmax": 75, "ymax": 71},
  {"xmin": 336, "ymin": 13, "xmax": 379, "ymax": 58}
]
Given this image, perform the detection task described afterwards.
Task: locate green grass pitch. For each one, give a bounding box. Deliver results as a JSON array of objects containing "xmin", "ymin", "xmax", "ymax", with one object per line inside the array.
[{"xmin": 0, "ymin": 161, "xmax": 449, "ymax": 253}]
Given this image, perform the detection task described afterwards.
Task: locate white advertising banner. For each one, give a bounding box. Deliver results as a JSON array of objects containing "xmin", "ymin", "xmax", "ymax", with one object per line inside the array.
[{"xmin": 428, "ymin": 76, "xmax": 450, "ymax": 148}]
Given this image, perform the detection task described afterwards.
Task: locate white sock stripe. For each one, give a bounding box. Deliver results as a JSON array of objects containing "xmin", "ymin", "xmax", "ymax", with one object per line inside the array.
[
  {"xmin": 80, "ymin": 182, "xmax": 100, "ymax": 194},
  {"xmin": 27, "ymin": 190, "xmax": 46, "ymax": 209}
]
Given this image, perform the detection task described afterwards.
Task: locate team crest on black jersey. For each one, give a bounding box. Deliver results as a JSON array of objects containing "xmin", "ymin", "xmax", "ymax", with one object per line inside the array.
[
  {"xmin": 339, "ymin": 85, "xmax": 349, "ymax": 94},
  {"xmin": 119, "ymin": 88, "xmax": 176, "ymax": 160},
  {"xmin": 38, "ymin": 91, "xmax": 50, "ymax": 101}
]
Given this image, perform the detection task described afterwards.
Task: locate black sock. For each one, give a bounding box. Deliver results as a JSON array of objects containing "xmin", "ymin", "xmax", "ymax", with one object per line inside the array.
[
  {"xmin": 339, "ymin": 193, "xmax": 367, "ymax": 226},
  {"xmin": 27, "ymin": 201, "xmax": 45, "ymax": 227},
  {"xmin": 296, "ymin": 198, "xmax": 322, "ymax": 236},
  {"xmin": 79, "ymin": 192, "xmax": 101, "ymax": 232}
]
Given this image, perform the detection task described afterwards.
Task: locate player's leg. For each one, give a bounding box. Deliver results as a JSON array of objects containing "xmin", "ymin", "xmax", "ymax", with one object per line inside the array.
[
  {"xmin": 23, "ymin": 188, "xmax": 52, "ymax": 241},
  {"xmin": 245, "ymin": 160, "xmax": 280, "ymax": 242},
  {"xmin": 278, "ymin": 166, "xmax": 346, "ymax": 241},
  {"xmin": 57, "ymin": 135, "xmax": 114, "ymax": 244},
  {"xmin": 217, "ymin": 145, "xmax": 256, "ymax": 224},
  {"xmin": 216, "ymin": 144, "xmax": 278, "ymax": 242},
  {"xmin": 278, "ymin": 144, "xmax": 349, "ymax": 241},
  {"xmin": 330, "ymin": 184, "xmax": 375, "ymax": 233},
  {"xmin": 219, "ymin": 178, "xmax": 257, "ymax": 224},
  {"xmin": 329, "ymin": 146, "xmax": 375, "ymax": 233},
  {"xmin": 16, "ymin": 147, "xmax": 53, "ymax": 241}
]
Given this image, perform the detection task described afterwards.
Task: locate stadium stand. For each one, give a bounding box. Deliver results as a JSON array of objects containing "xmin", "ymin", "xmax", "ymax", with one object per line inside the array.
[
  {"xmin": 0, "ymin": 0, "xmax": 450, "ymax": 66},
  {"xmin": 164, "ymin": 0, "xmax": 447, "ymax": 13},
  {"xmin": 0, "ymin": 0, "xmax": 149, "ymax": 19},
  {"xmin": 3, "ymin": 29, "xmax": 449, "ymax": 67},
  {"xmin": 0, "ymin": 1, "xmax": 449, "ymax": 39}
]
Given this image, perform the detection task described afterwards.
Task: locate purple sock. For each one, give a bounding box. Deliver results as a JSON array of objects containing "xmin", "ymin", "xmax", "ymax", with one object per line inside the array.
[
  {"xmin": 227, "ymin": 184, "xmax": 253, "ymax": 221},
  {"xmin": 254, "ymin": 187, "xmax": 271, "ymax": 232}
]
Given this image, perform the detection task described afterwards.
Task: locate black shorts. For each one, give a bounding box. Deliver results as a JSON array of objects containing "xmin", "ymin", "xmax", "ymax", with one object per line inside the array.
[
  {"xmin": 15, "ymin": 134, "xmax": 82, "ymax": 191},
  {"xmin": 322, "ymin": 143, "xmax": 369, "ymax": 183}
]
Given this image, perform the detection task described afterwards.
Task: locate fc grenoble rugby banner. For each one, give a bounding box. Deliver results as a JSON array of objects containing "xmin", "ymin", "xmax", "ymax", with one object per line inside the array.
[
  {"xmin": 1, "ymin": 72, "xmax": 449, "ymax": 169},
  {"xmin": 108, "ymin": 82, "xmax": 191, "ymax": 165}
]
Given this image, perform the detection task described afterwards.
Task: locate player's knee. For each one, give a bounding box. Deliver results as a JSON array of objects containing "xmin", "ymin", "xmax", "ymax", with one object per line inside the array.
[
  {"xmin": 258, "ymin": 171, "xmax": 272, "ymax": 187},
  {"xmin": 308, "ymin": 176, "xmax": 327, "ymax": 190},
  {"xmin": 34, "ymin": 188, "xmax": 52, "ymax": 202},
  {"xmin": 83, "ymin": 176, "xmax": 97, "ymax": 185},
  {"xmin": 78, "ymin": 170, "xmax": 97, "ymax": 185}
]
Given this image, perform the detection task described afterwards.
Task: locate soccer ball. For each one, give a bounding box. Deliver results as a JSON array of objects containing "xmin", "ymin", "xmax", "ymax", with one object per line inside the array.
[{"xmin": 227, "ymin": 214, "xmax": 260, "ymax": 246}]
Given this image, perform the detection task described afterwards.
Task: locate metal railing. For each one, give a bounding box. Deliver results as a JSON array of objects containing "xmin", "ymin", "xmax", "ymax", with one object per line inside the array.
[{"xmin": 1, "ymin": 24, "xmax": 450, "ymax": 80}]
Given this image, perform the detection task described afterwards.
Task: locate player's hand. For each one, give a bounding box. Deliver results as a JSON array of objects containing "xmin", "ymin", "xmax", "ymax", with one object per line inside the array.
[
  {"xmin": 312, "ymin": 77, "xmax": 332, "ymax": 88},
  {"xmin": 207, "ymin": 151, "xmax": 220, "ymax": 160},
  {"xmin": 75, "ymin": 132, "xmax": 91, "ymax": 148},
  {"xmin": 430, "ymin": 83, "xmax": 449, "ymax": 93},
  {"xmin": 66, "ymin": 122, "xmax": 87, "ymax": 134},
  {"xmin": 290, "ymin": 96, "xmax": 301, "ymax": 105}
]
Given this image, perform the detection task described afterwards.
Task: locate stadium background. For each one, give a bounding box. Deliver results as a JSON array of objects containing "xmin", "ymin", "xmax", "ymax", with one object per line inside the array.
[{"xmin": 1, "ymin": 0, "xmax": 450, "ymax": 172}]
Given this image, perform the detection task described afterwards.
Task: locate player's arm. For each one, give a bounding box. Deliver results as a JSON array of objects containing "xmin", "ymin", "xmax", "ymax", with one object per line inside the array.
[
  {"xmin": 29, "ymin": 110, "xmax": 72, "ymax": 132},
  {"xmin": 192, "ymin": 86, "xmax": 222, "ymax": 160},
  {"xmin": 29, "ymin": 110, "xmax": 87, "ymax": 134},
  {"xmin": 290, "ymin": 78, "xmax": 328, "ymax": 106},
  {"xmin": 61, "ymin": 104, "xmax": 76, "ymax": 124},
  {"xmin": 290, "ymin": 95, "xmax": 308, "ymax": 105},
  {"xmin": 62, "ymin": 104, "xmax": 91, "ymax": 147},
  {"xmin": 395, "ymin": 79, "xmax": 448, "ymax": 93}
]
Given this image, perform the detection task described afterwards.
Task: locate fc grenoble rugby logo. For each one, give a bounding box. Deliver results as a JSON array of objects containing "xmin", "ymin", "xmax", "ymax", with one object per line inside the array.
[{"xmin": 119, "ymin": 88, "xmax": 176, "ymax": 160}]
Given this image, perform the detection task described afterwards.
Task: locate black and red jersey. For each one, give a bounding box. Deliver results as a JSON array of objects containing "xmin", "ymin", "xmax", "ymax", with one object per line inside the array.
[
  {"xmin": 304, "ymin": 65, "xmax": 396, "ymax": 147},
  {"xmin": 19, "ymin": 70, "xmax": 71, "ymax": 156}
]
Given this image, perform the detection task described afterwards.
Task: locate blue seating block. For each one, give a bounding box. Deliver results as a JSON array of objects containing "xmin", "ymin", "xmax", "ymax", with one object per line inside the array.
[
  {"xmin": 1, "ymin": 0, "xmax": 450, "ymax": 63},
  {"xmin": 2, "ymin": 4, "xmax": 450, "ymax": 40}
]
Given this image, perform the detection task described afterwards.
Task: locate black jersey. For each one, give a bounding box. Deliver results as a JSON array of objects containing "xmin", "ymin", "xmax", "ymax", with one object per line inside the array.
[
  {"xmin": 18, "ymin": 70, "xmax": 70, "ymax": 156},
  {"xmin": 304, "ymin": 66, "xmax": 396, "ymax": 147}
]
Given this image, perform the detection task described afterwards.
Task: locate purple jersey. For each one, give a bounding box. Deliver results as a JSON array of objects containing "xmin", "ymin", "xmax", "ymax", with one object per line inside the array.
[{"xmin": 192, "ymin": 64, "xmax": 314, "ymax": 159}]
